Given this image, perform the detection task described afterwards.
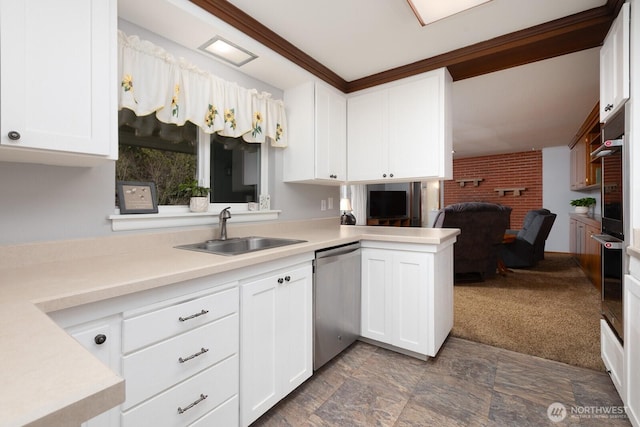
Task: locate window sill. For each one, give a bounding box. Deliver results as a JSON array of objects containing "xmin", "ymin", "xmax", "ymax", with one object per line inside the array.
[{"xmin": 109, "ymin": 206, "xmax": 280, "ymax": 231}]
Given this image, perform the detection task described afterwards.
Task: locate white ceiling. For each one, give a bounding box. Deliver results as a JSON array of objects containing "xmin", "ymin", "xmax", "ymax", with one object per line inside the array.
[{"xmin": 118, "ymin": 0, "xmax": 605, "ymax": 158}]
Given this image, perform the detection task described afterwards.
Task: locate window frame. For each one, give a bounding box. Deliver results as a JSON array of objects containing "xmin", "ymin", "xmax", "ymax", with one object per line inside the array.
[{"xmin": 110, "ymin": 127, "xmax": 277, "ymax": 232}]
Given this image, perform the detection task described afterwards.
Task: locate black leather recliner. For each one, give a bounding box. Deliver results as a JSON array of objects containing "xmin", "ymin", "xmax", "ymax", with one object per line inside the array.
[
  {"xmin": 433, "ymin": 202, "xmax": 512, "ymax": 281},
  {"xmin": 499, "ymin": 209, "xmax": 557, "ymax": 268}
]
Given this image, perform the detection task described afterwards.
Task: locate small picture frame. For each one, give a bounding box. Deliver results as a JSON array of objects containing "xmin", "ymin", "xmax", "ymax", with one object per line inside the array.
[{"xmin": 116, "ymin": 181, "xmax": 158, "ymax": 214}]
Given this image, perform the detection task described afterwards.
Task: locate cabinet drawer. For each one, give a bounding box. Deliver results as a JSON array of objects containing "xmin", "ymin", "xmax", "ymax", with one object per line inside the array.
[
  {"xmin": 189, "ymin": 395, "xmax": 238, "ymax": 427},
  {"xmin": 123, "ymin": 286, "xmax": 238, "ymax": 353},
  {"xmin": 123, "ymin": 313, "xmax": 239, "ymax": 409},
  {"xmin": 601, "ymin": 319, "xmax": 623, "ymax": 396},
  {"xmin": 122, "ymin": 354, "xmax": 239, "ymax": 427}
]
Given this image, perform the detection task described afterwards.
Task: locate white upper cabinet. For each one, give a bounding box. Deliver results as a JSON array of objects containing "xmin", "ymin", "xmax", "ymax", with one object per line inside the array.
[
  {"xmin": 600, "ymin": 2, "xmax": 629, "ymax": 123},
  {"xmin": 283, "ymin": 81, "xmax": 346, "ymax": 184},
  {"xmin": 347, "ymin": 68, "xmax": 452, "ymax": 183},
  {"xmin": 0, "ymin": 0, "xmax": 118, "ymax": 166}
]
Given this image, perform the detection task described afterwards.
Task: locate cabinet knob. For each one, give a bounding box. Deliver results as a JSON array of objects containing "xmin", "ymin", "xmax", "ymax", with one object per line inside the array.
[
  {"xmin": 605, "ymin": 104, "xmax": 614, "ymax": 112},
  {"xmin": 284, "ymin": 275, "xmax": 291, "ymax": 282},
  {"xmin": 94, "ymin": 334, "xmax": 107, "ymax": 345},
  {"xmin": 383, "ymin": 173, "xmax": 387, "ymax": 178},
  {"xmin": 390, "ymin": 173, "xmax": 394, "ymax": 178},
  {"xmin": 277, "ymin": 277, "xmax": 284, "ymax": 284},
  {"xmin": 7, "ymin": 131, "xmax": 21, "ymax": 141}
]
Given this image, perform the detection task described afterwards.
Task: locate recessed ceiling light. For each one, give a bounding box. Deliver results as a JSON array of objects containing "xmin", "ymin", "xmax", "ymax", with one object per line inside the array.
[
  {"xmin": 199, "ymin": 36, "xmax": 258, "ymax": 67},
  {"xmin": 407, "ymin": 0, "xmax": 492, "ymax": 26}
]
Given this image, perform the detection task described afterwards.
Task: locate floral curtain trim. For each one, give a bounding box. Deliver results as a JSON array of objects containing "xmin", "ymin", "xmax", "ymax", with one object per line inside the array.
[{"xmin": 118, "ymin": 31, "xmax": 287, "ymax": 147}]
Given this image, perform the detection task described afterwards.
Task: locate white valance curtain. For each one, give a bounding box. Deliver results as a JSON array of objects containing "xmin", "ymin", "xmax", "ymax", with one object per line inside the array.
[{"xmin": 118, "ymin": 31, "xmax": 287, "ymax": 147}]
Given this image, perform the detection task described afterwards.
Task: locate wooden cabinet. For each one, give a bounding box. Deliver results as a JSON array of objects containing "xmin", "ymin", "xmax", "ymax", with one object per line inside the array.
[
  {"xmin": 65, "ymin": 316, "xmax": 122, "ymax": 427},
  {"xmin": 600, "ymin": 2, "xmax": 630, "ymax": 123},
  {"xmin": 625, "ymin": 273, "xmax": 640, "ymax": 426},
  {"xmin": 360, "ymin": 240, "xmax": 454, "ymax": 358},
  {"xmin": 569, "ymin": 214, "xmax": 601, "ymax": 290},
  {"xmin": 569, "ymin": 103, "xmax": 601, "ymax": 191},
  {"xmin": 570, "ymin": 139, "xmax": 588, "ymax": 190},
  {"xmin": 366, "ymin": 217, "xmax": 411, "ymax": 227},
  {"xmin": 0, "ymin": 0, "xmax": 117, "ymax": 166},
  {"xmin": 283, "ymin": 81, "xmax": 346, "ymax": 184},
  {"xmin": 240, "ymin": 262, "xmax": 312, "ymax": 427},
  {"xmin": 347, "ymin": 68, "xmax": 452, "ymax": 183}
]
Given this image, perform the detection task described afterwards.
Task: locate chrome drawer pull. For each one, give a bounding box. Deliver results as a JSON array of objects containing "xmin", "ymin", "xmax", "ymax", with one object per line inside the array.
[
  {"xmin": 178, "ymin": 347, "xmax": 209, "ymax": 363},
  {"xmin": 178, "ymin": 309, "xmax": 209, "ymax": 322},
  {"xmin": 177, "ymin": 393, "xmax": 208, "ymax": 414}
]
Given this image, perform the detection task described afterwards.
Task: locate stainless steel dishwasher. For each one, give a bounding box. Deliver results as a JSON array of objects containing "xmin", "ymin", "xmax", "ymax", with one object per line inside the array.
[{"xmin": 313, "ymin": 242, "xmax": 361, "ymax": 370}]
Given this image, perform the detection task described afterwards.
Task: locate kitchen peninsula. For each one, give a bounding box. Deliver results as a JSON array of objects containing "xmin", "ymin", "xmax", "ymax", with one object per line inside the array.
[{"xmin": 0, "ymin": 218, "xmax": 458, "ymax": 427}]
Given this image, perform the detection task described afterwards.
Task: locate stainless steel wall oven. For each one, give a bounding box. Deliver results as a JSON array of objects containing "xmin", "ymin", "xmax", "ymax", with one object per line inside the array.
[{"xmin": 592, "ymin": 107, "xmax": 628, "ymax": 344}]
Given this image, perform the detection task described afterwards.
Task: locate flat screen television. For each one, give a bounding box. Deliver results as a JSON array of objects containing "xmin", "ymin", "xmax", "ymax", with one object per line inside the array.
[{"xmin": 369, "ymin": 190, "xmax": 407, "ymax": 218}]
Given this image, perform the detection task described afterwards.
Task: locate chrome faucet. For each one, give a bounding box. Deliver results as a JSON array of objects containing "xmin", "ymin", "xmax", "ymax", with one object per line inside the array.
[{"xmin": 218, "ymin": 207, "xmax": 231, "ymax": 240}]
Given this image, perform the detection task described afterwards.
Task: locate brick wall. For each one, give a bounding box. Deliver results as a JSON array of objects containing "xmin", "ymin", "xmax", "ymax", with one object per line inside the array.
[{"xmin": 443, "ymin": 151, "xmax": 543, "ymax": 228}]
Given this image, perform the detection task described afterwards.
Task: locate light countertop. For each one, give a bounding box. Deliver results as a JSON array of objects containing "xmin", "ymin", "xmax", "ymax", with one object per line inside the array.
[{"xmin": 0, "ymin": 218, "xmax": 459, "ymax": 427}]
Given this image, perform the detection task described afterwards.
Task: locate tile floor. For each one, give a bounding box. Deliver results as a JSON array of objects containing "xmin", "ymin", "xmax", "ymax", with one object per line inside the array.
[{"xmin": 252, "ymin": 337, "xmax": 629, "ymax": 426}]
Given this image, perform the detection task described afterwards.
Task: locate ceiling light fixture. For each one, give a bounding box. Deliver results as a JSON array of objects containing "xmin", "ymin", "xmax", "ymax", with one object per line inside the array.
[
  {"xmin": 407, "ymin": 0, "xmax": 492, "ymax": 26},
  {"xmin": 199, "ymin": 36, "xmax": 258, "ymax": 67}
]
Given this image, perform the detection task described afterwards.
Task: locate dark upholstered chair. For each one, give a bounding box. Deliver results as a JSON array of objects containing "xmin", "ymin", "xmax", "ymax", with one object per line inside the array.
[
  {"xmin": 433, "ymin": 202, "xmax": 512, "ymax": 281},
  {"xmin": 499, "ymin": 209, "xmax": 557, "ymax": 268}
]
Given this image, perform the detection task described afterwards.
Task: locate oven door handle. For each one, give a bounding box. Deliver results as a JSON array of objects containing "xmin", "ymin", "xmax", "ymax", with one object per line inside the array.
[{"xmin": 591, "ymin": 234, "xmax": 625, "ymax": 250}]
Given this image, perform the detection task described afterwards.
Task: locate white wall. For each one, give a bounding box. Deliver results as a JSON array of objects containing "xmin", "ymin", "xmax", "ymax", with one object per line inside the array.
[
  {"xmin": 542, "ymin": 145, "xmax": 600, "ymax": 253},
  {"xmin": 0, "ymin": 20, "xmax": 338, "ymax": 245}
]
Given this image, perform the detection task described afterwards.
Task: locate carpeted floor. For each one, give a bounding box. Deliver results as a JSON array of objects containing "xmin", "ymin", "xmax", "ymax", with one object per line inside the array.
[{"xmin": 451, "ymin": 253, "xmax": 605, "ymax": 371}]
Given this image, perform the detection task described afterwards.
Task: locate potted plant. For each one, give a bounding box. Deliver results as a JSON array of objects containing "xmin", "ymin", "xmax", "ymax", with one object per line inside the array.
[
  {"xmin": 570, "ymin": 197, "xmax": 596, "ymax": 214},
  {"xmin": 178, "ymin": 179, "xmax": 210, "ymax": 212}
]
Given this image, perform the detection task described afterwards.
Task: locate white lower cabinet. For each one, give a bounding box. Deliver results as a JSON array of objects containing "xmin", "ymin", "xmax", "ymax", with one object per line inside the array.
[
  {"xmin": 121, "ymin": 284, "xmax": 240, "ymax": 426},
  {"xmin": 625, "ymin": 274, "xmax": 640, "ymax": 426},
  {"xmin": 65, "ymin": 315, "xmax": 122, "ymax": 427},
  {"xmin": 360, "ymin": 241, "xmax": 454, "ymax": 358},
  {"xmin": 240, "ymin": 262, "xmax": 313, "ymax": 427},
  {"xmin": 601, "ymin": 319, "xmax": 624, "ymax": 398},
  {"xmin": 121, "ymin": 355, "xmax": 238, "ymax": 427}
]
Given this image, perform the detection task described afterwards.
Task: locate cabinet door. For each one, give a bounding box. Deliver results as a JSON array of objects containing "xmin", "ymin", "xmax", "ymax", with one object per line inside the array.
[
  {"xmin": 240, "ymin": 275, "xmax": 279, "ymax": 426},
  {"xmin": 570, "ymin": 141, "xmax": 587, "ymax": 190},
  {"xmin": 240, "ymin": 263, "xmax": 312, "ymax": 427},
  {"xmin": 315, "ymin": 83, "xmax": 346, "ymax": 181},
  {"xmin": 391, "ymin": 251, "xmax": 429, "ymax": 354},
  {"xmin": 599, "ymin": 36, "xmax": 614, "ymax": 122},
  {"xmin": 0, "ymin": 0, "xmax": 117, "ymax": 163},
  {"xmin": 601, "ymin": 319, "xmax": 624, "ymax": 398},
  {"xmin": 277, "ymin": 264, "xmax": 313, "ymax": 395},
  {"xmin": 388, "ymin": 72, "xmax": 447, "ymax": 180},
  {"xmin": 347, "ymin": 90, "xmax": 387, "ymax": 182},
  {"xmin": 600, "ymin": 2, "xmax": 629, "ymax": 122},
  {"xmin": 283, "ymin": 82, "xmax": 315, "ymax": 182},
  {"xmin": 66, "ymin": 316, "xmax": 121, "ymax": 427},
  {"xmin": 585, "ymin": 224, "xmax": 602, "ymax": 290},
  {"xmin": 569, "ymin": 218, "xmax": 577, "ymax": 256},
  {"xmin": 625, "ymin": 274, "xmax": 640, "ymax": 426},
  {"xmin": 361, "ymin": 249, "xmax": 393, "ymax": 343}
]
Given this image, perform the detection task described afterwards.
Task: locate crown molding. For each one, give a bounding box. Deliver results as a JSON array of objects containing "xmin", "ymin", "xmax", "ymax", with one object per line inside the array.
[{"xmin": 189, "ymin": 0, "xmax": 618, "ymax": 93}]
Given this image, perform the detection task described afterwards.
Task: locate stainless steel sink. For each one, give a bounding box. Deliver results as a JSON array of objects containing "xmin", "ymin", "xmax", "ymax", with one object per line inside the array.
[{"xmin": 176, "ymin": 236, "xmax": 307, "ymax": 256}]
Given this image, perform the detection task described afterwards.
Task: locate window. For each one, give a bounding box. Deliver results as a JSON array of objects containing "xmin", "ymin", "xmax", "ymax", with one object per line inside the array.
[
  {"xmin": 210, "ymin": 133, "xmax": 260, "ymax": 203},
  {"xmin": 117, "ymin": 110, "xmax": 197, "ymax": 205},
  {"xmin": 117, "ymin": 109, "xmax": 262, "ymax": 208}
]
